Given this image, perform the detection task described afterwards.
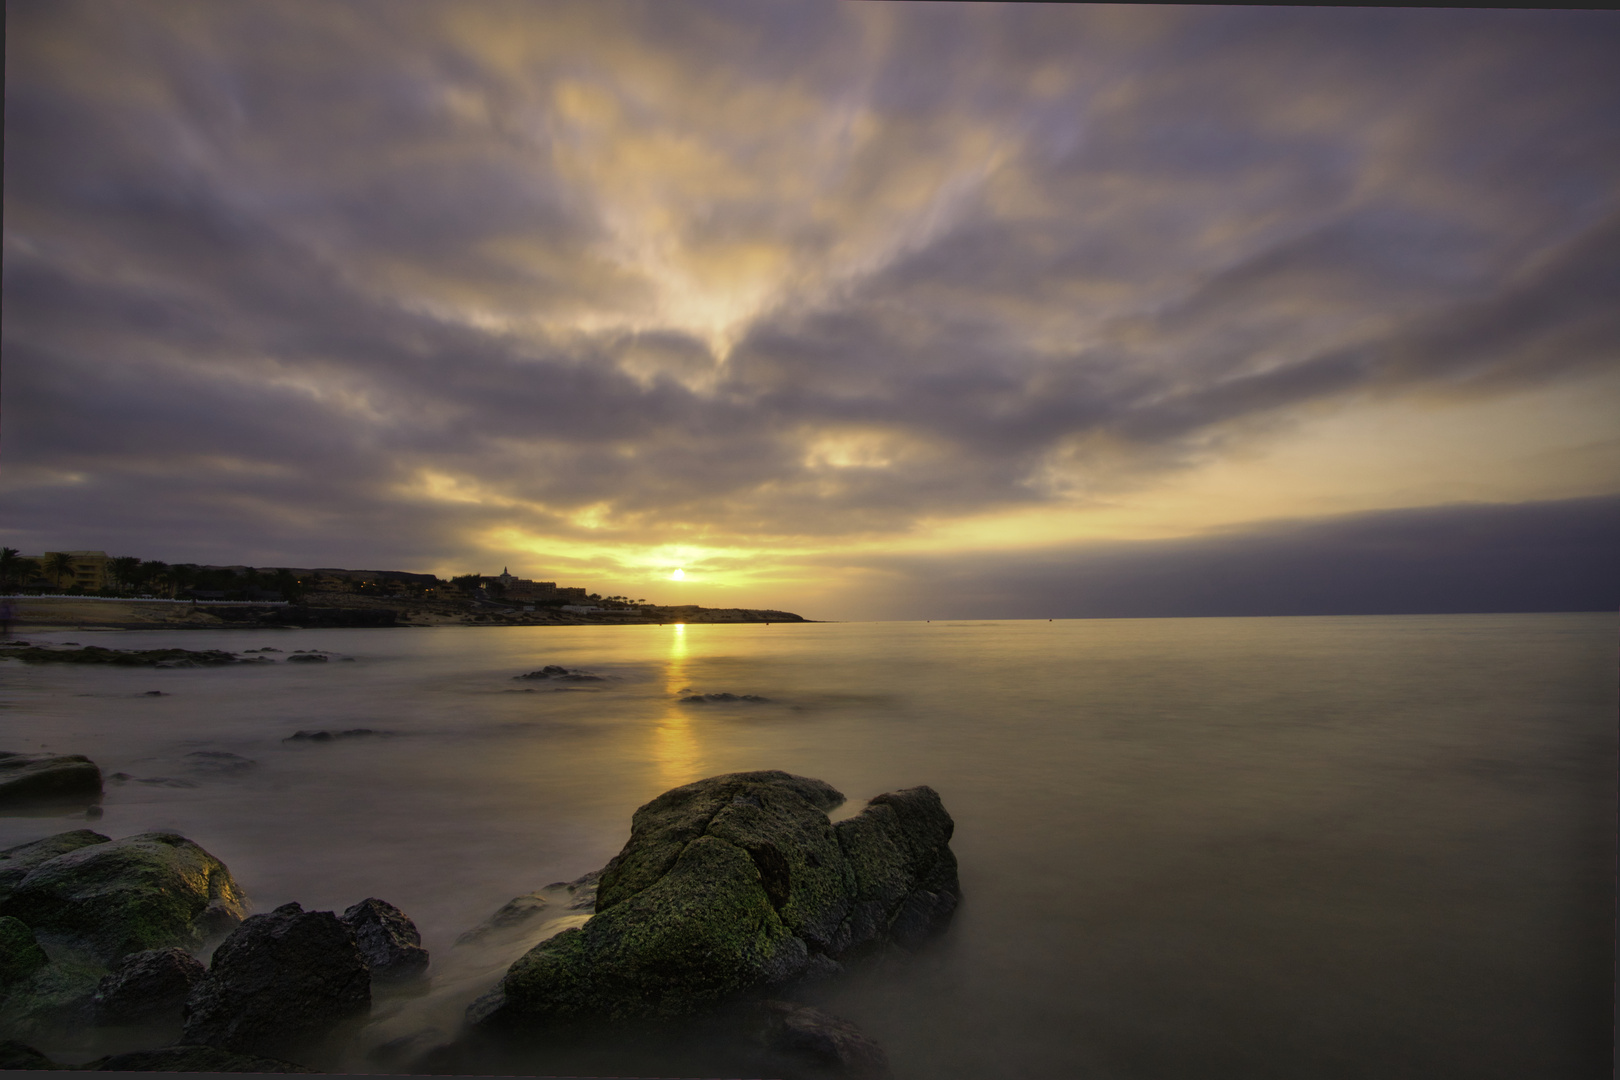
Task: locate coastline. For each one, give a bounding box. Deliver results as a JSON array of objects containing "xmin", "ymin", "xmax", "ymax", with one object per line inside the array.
[{"xmin": 1, "ymin": 595, "xmax": 814, "ymax": 632}]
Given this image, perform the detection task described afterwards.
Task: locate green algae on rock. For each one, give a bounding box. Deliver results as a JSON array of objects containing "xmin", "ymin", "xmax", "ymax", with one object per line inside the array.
[
  {"xmin": 0, "ymin": 832, "xmax": 246, "ymax": 963},
  {"xmin": 0, "ymin": 832, "xmax": 110, "ymax": 904},
  {"xmin": 470, "ymin": 770, "xmax": 960, "ymax": 1030}
]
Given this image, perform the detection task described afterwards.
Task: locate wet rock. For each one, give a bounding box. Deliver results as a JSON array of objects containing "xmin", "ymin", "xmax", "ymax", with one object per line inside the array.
[
  {"xmin": 760, "ymin": 1000, "xmax": 892, "ymax": 1080},
  {"xmin": 0, "ymin": 832, "xmax": 246, "ymax": 964},
  {"xmin": 84, "ymin": 1044, "xmax": 316, "ymax": 1072},
  {"xmin": 91, "ymin": 946, "xmax": 207, "ymax": 1024},
  {"xmin": 681, "ymin": 693, "xmax": 772, "ymax": 703},
  {"xmin": 0, "ymin": 917, "xmax": 48, "ymax": 990},
  {"xmin": 142, "ymin": 691, "xmax": 166, "ymax": 697},
  {"xmin": 182, "ymin": 901, "xmax": 370, "ymax": 1057},
  {"xmin": 284, "ymin": 652, "xmax": 328, "ymax": 663},
  {"xmin": 514, "ymin": 665, "xmax": 603, "ymax": 681},
  {"xmin": 0, "ymin": 752, "xmax": 103, "ymax": 810},
  {"xmin": 454, "ymin": 870, "xmax": 601, "ymax": 945},
  {"xmin": 282, "ymin": 727, "xmax": 382, "ymax": 743},
  {"xmin": 2, "ymin": 646, "xmax": 241, "ymax": 667},
  {"xmin": 0, "ymin": 947, "xmax": 104, "ymax": 1038},
  {"xmin": 340, "ymin": 898, "xmax": 428, "ymax": 983},
  {"xmin": 470, "ymin": 771, "xmax": 960, "ymax": 1030},
  {"xmin": 0, "ymin": 830, "xmax": 109, "ymax": 903},
  {"xmin": 0, "ymin": 1038, "xmax": 60, "ymax": 1069},
  {"xmin": 184, "ymin": 751, "xmax": 258, "ymax": 774}
]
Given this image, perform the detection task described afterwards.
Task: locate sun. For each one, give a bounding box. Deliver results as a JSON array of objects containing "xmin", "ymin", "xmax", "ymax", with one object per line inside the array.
[{"xmin": 670, "ymin": 568, "xmax": 685, "ymax": 580}]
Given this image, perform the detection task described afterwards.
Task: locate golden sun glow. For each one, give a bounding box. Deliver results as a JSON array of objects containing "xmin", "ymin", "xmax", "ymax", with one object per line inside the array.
[{"xmin": 670, "ymin": 568, "xmax": 685, "ymax": 580}]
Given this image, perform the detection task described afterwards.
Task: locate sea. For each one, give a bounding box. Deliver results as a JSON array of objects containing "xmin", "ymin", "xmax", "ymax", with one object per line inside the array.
[{"xmin": 1, "ymin": 613, "xmax": 1614, "ymax": 1079}]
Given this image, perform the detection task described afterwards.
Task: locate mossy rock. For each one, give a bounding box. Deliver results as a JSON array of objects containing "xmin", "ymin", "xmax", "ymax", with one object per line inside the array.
[
  {"xmin": 0, "ymin": 831, "xmax": 110, "ymax": 905},
  {"xmin": 473, "ymin": 771, "xmax": 960, "ymax": 1030},
  {"xmin": 0, "ymin": 948, "xmax": 105, "ymax": 1040},
  {"xmin": 0, "ymin": 832, "xmax": 245, "ymax": 963},
  {"xmin": 0, "ymin": 917, "xmax": 49, "ymax": 990},
  {"xmin": 83, "ymin": 1044, "xmax": 317, "ymax": 1072}
]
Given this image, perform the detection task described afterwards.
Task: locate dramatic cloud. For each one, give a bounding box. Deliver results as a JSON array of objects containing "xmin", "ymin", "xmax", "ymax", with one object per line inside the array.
[{"xmin": 4, "ymin": 1, "xmax": 1618, "ymax": 616}]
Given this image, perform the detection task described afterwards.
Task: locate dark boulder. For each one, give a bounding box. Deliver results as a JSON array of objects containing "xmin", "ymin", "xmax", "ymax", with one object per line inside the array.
[
  {"xmin": 340, "ymin": 898, "xmax": 429, "ymax": 983},
  {"xmin": 470, "ymin": 771, "xmax": 959, "ymax": 1029},
  {"xmin": 0, "ymin": 1038, "xmax": 61, "ymax": 1069},
  {"xmin": 0, "ymin": 752, "xmax": 103, "ymax": 810},
  {"xmin": 91, "ymin": 946, "xmax": 207, "ymax": 1024},
  {"xmin": 285, "ymin": 652, "xmax": 328, "ymax": 663},
  {"xmin": 182, "ymin": 901, "xmax": 370, "ymax": 1057},
  {"xmin": 760, "ymin": 1000, "xmax": 892, "ymax": 1080},
  {"xmin": 515, "ymin": 665, "xmax": 603, "ymax": 681},
  {"xmin": 283, "ymin": 728, "xmax": 382, "ymax": 743},
  {"xmin": 0, "ymin": 832, "xmax": 245, "ymax": 964},
  {"xmin": 0, "ymin": 830, "xmax": 109, "ymax": 903},
  {"xmin": 85, "ymin": 1044, "xmax": 316, "ymax": 1072},
  {"xmin": 0, "ymin": 917, "xmax": 49, "ymax": 990}
]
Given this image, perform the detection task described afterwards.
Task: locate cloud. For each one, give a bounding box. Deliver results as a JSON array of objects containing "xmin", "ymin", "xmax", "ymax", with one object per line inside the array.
[
  {"xmin": 3, "ymin": 1, "xmax": 1617, "ymax": 596},
  {"xmin": 814, "ymin": 495, "xmax": 1620, "ymax": 621}
]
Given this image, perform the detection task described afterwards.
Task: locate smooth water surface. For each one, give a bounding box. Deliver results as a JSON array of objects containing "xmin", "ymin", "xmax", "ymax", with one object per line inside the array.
[{"xmin": 1, "ymin": 614, "xmax": 1613, "ymax": 1078}]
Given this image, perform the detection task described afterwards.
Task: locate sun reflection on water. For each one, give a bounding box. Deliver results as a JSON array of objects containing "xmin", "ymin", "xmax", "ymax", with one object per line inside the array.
[{"xmin": 653, "ymin": 624, "xmax": 702, "ymax": 788}]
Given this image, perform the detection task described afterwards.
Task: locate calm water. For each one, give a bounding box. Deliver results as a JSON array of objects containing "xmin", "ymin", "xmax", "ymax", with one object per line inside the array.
[{"xmin": 1, "ymin": 614, "xmax": 1613, "ymax": 1078}]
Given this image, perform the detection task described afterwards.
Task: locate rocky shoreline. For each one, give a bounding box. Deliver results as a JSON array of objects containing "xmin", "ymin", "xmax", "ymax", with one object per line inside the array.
[
  {"xmin": 0, "ymin": 765, "xmax": 958, "ymax": 1076},
  {"xmin": 3, "ymin": 596, "xmax": 814, "ymax": 632}
]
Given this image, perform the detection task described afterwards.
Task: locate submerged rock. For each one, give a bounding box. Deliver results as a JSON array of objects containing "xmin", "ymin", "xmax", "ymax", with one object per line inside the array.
[
  {"xmin": 454, "ymin": 871, "xmax": 601, "ymax": 946},
  {"xmin": 0, "ymin": 831, "xmax": 109, "ymax": 903},
  {"xmin": 0, "ymin": 752, "xmax": 103, "ymax": 810},
  {"xmin": 284, "ymin": 652, "xmax": 328, "ymax": 663},
  {"xmin": 470, "ymin": 771, "xmax": 959, "ymax": 1029},
  {"xmin": 84, "ymin": 1044, "xmax": 316, "ymax": 1072},
  {"xmin": 0, "ymin": 832, "xmax": 245, "ymax": 963},
  {"xmin": 514, "ymin": 665, "xmax": 603, "ymax": 681},
  {"xmin": 283, "ymin": 728, "xmax": 382, "ymax": 743},
  {"xmin": 760, "ymin": 999, "xmax": 892, "ymax": 1080},
  {"xmin": 1, "ymin": 646, "xmax": 242, "ymax": 667},
  {"xmin": 340, "ymin": 898, "xmax": 428, "ymax": 983},
  {"xmin": 91, "ymin": 946, "xmax": 207, "ymax": 1025},
  {"xmin": 681, "ymin": 693, "xmax": 772, "ymax": 703},
  {"xmin": 182, "ymin": 901, "xmax": 370, "ymax": 1057}
]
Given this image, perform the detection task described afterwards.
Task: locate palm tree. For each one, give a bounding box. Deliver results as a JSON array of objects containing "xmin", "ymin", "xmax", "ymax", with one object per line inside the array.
[
  {"xmin": 110, "ymin": 556, "xmax": 142, "ymax": 593},
  {"xmin": 0, "ymin": 548, "xmax": 41, "ymax": 592},
  {"xmin": 43, "ymin": 552, "xmax": 77, "ymax": 591}
]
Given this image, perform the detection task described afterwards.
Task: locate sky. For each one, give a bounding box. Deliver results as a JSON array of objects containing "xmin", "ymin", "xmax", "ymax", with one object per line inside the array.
[{"xmin": 4, "ymin": 0, "xmax": 1618, "ymax": 620}]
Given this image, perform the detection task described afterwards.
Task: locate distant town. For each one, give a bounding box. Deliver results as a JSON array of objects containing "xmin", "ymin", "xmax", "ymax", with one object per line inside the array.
[{"xmin": 0, "ymin": 549, "xmax": 806, "ymax": 628}]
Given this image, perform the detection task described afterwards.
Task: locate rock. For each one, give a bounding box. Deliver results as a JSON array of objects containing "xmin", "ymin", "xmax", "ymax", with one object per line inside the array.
[
  {"xmin": 681, "ymin": 693, "xmax": 771, "ymax": 703},
  {"xmin": 84, "ymin": 1044, "xmax": 316, "ymax": 1072},
  {"xmin": 340, "ymin": 898, "xmax": 428, "ymax": 982},
  {"xmin": 0, "ymin": 752, "xmax": 103, "ymax": 810},
  {"xmin": 0, "ymin": 830, "xmax": 109, "ymax": 903},
  {"xmin": 454, "ymin": 870, "xmax": 601, "ymax": 945},
  {"xmin": 285, "ymin": 652, "xmax": 328, "ymax": 663},
  {"xmin": 760, "ymin": 1000, "xmax": 892, "ymax": 1080},
  {"xmin": 0, "ymin": 917, "xmax": 49, "ymax": 990},
  {"xmin": 0, "ymin": 948, "xmax": 104, "ymax": 1038},
  {"xmin": 283, "ymin": 728, "xmax": 381, "ymax": 743},
  {"xmin": 0, "ymin": 832, "xmax": 246, "ymax": 963},
  {"xmin": 470, "ymin": 771, "xmax": 960, "ymax": 1030},
  {"xmin": 514, "ymin": 665, "xmax": 603, "ymax": 681},
  {"xmin": 0, "ymin": 1038, "xmax": 61, "ymax": 1069},
  {"xmin": 91, "ymin": 946, "xmax": 207, "ymax": 1024},
  {"xmin": 2, "ymin": 646, "xmax": 241, "ymax": 667},
  {"xmin": 182, "ymin": 901, "xmax": 370, "ymax": 1057},
  {"xmin": 184, "ymin": 752, "xmax": 257, "ymax": 774}
]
